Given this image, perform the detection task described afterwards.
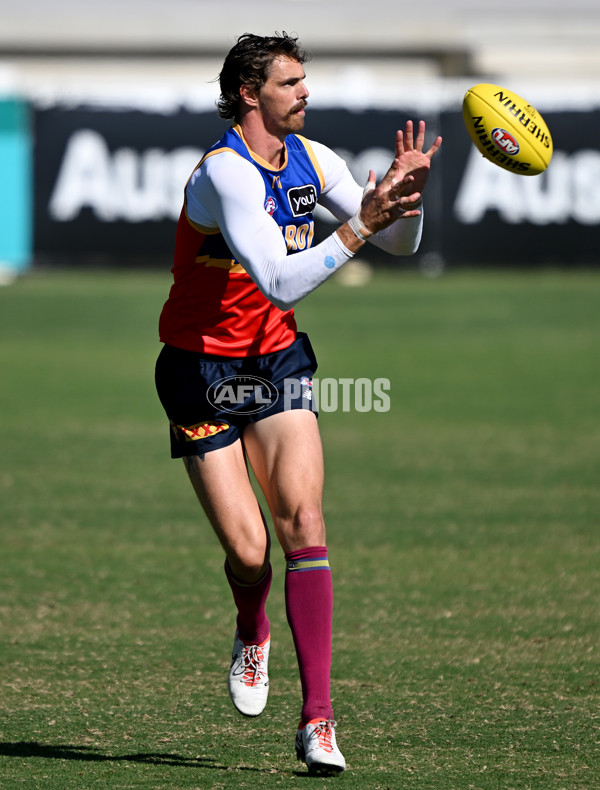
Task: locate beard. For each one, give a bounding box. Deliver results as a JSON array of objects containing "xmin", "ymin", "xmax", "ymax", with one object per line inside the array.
[
  {"xmin": 284, "ymin": 101, "xmax": 307, "ymax": 132},
  {"xmin": 264, "ymin": 101, "xmax": 308, "ymax": 139}
]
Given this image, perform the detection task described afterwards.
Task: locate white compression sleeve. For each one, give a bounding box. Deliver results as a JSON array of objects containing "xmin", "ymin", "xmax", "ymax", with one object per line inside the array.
[
  {"xmin": 186, "ymin": 152, "xmax": 354, "ymax": 311},
  {"xmin": 310, "ymin": 139, "xmax": 424, "ymax": 256}
]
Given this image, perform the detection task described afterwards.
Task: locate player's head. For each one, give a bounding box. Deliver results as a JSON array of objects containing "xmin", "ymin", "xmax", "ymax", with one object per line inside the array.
[{"xmin": 217, "ymin": 32, "xmax": 309, "ymax": 122}]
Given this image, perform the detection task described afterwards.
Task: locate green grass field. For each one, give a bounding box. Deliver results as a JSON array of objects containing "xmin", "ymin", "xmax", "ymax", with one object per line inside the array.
[{"xmin": 0, "ymin": 268, "xmax": 598, "ymax": 789}]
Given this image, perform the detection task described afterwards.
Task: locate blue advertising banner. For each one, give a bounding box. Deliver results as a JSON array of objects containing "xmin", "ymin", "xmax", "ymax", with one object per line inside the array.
[{"xmin": 0, "ymin": 99, "xmax": 32, "ymax": 277}]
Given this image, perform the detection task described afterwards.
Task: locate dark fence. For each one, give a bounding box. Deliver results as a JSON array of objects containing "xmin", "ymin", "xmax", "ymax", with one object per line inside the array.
[{"xmin": 33, "ymin": 104, "xmax": 600, "ymax": 269}]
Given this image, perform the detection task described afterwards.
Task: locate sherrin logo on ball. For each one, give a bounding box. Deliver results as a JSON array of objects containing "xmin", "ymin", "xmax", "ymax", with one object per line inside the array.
[{"xmin": 463, "ymin": 83, "xmax": 553, "ymax": 175}]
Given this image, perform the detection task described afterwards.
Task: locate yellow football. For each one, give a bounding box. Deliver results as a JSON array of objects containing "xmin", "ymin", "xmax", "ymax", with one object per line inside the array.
[{"xmin": 463, "ymin": 83, "xmax": 553, "ymax": 176}]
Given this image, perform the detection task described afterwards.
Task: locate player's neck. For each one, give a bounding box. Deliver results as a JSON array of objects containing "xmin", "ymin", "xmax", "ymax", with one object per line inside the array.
[{"xmin": 238, "ymin": 117, "xmax": 286, "ymax": 169}]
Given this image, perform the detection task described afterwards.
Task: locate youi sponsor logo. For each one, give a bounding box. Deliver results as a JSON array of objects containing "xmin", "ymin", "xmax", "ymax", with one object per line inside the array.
[{"xmin": 287, "ymin": 184, "xmax": 318, "ymax": 217}]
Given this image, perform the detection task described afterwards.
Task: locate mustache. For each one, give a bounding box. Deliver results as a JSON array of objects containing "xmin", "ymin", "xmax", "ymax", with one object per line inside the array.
[{"xmin": 289, "ymin": 100, "xmax": 308, "ymax": 115}]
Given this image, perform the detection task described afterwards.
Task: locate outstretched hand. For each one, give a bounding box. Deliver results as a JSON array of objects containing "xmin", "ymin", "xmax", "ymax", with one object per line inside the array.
[{"xmin": 359, "ymin": 120, "xmax": 442, "ymax": 233}]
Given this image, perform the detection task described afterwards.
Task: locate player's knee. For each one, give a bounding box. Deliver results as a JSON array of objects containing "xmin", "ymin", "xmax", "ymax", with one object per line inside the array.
[
  {"xmin": 278, "ymin": 505, "xmax": 325, "ymax": 545},
  {"xmin": 229, "ymin": 542, "xmax": 270, "ymax": 582}
]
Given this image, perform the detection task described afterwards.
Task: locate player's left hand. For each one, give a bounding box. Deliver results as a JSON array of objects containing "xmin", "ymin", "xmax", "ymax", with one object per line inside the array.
[
  {"xmin": 360, "ymin": 121, "xmax": 442, "ymax": 231},
  {"xmin": 389, "ymin": 120, "xmax": 442, "ymax": 208}
]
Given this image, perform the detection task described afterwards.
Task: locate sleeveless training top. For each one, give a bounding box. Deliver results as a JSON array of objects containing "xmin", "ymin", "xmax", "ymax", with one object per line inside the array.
[{"xmin": 158, "ymin": 124, "xmax": 325, "ymax": 357}]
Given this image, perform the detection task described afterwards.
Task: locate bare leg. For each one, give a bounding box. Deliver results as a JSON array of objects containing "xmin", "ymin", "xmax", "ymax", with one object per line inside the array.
[
  {"xmin": 182, "ymin": 439, "xmax": 273, "ymax": 715},
  {"xmin": 182, "ymin": 440, "xmax": 270, "ymax": 581},
  {"xmin": 244, "ymin": 410, "xmax": 334, "ymax": 724},
  {"xmin": 243, "ymin": 410, "xmax": 326, "ymax": 552}
]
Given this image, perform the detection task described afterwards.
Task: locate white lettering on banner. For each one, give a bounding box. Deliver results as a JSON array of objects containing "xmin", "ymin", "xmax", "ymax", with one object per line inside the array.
[
  {"xmin": 48, "ymin": 129, "xmax": 203, "ymax": 223},
  {"xmin": 49, "ymin": 131, "xmax": 600, "ymax": 229},
  {"xmin": 571, "ymin": 150, "xmax": 600, "ymax": 225},
  {"xmin": 454, "ymin": 148, "xmax": 600, "ymax": 226},
  {"xmin": 49, "ymin": 130, "xmax": 115, "ymax": 221}
]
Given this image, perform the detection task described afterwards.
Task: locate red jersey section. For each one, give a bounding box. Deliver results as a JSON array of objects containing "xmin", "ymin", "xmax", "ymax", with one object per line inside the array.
[{"xmin": 158, "ymin": 207, "xmax": 297, "ymax": 357}]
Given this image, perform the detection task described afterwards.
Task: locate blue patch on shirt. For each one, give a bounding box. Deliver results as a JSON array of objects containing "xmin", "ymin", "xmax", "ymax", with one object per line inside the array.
[{"xmin": 324, "ymin": 256, "xmax": 336, "ymax": 269}]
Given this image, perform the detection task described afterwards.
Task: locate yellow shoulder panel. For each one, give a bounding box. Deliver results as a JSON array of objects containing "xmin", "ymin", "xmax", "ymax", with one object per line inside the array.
[
  {"xmin": 296, "ymin": 135, "xmax": 325, "ymax": 191},
  {"xmin": 183, "ymin": 204, "xmax": 220, "ymax": 235},
  {"xmin": 200, "ymin": 146, "xmax": 243, "ymax": 165},
  {"xmin": 182, "ymin": 146, "xmax": 243, "ymax": 192}
]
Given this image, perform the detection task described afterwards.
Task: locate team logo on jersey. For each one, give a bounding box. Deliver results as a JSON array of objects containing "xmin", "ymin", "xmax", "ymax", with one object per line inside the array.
[
  {"xmin": 287, "ymin": 184, "xmax": 318, "ymax": 217},
  {"xmin": 491, "ymin": 128, "xmax": 520, "ymax": 156},
  {"xmin": 265, "ymin": 196, "xmax": 277, "ymax": 215}
]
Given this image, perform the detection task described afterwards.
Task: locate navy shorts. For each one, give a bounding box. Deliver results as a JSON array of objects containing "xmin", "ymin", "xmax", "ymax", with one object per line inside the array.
[{"xmin": 155, "ymin": 333, "xmax": 318, "ymax": 457}]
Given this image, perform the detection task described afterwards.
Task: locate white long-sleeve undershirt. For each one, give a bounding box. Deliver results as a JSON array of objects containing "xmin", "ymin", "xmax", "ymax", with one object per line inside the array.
[{"xmin": 185, "ymin": 139, "xmax": 423, "ymax": 311}]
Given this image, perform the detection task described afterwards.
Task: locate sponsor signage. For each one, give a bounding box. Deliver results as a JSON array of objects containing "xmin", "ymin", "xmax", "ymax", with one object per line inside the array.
[
  {"xmin": 34, "ymin": 107, "xmax": 228, "ymax": 261},
  {"xmin": 33, "ymin": 105, "xmax": 600, "ymax": 267},
  {"xmin": 287, "ymin": 184, "xmax": 318, "ymax": 217}
]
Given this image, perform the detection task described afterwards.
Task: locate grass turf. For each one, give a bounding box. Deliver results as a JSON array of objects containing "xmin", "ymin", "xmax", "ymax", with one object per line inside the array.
[{"xmin": 0, "ymin": 268, "xmax": 598, "ymax": 789}]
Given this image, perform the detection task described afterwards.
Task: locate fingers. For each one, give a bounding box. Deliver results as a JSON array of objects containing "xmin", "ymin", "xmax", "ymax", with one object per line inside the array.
[
  {"xmin": 364, "ymin": 169, "xmax": 377, "ymax": 194},
  {"xmin": 414, "ymin": 120, "xmax": 425, "ymax": 152},
  {"xmin": 405, "ymin": 120, "xmax": 414, "ymax": 151},
  {"xmin": 396, "ymin": 121, "xmax": 442, "ymax": 157},
  {"xmin": 397, "ymin": 206, "xmax": 422, "ymax": 219},
  {"xmin": 399, "ymin": 191, "xmax": 422, "ymax": 209},
  {"xmin": 396, "ymin": 120, "xmax": 420, "ymax": 153},
  {"xmin": 390, "ymin": 174, "xmax": 414, "ymax": 200},
  {"xmin": 395, "ymin": 121, "xmax": 415, "ymax": 156},
  {"xmin": 393, "ymin": 184, "xmax": 422, "ymax": 210},
  {"xmin": 395, "ymin": 129, "xmax": 404, "ymax": 159},
  {"xmin": 425, "ymin": 134, "xmax": 443, "ymax": 159}
]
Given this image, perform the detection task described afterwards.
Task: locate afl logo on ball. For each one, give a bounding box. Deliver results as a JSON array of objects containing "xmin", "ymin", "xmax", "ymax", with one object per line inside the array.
[{"xmin": 491, "ymin": 128, "xmax": 520, "ymax": 156}]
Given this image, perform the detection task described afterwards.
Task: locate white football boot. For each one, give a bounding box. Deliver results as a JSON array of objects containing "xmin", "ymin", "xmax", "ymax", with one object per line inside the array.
[
  {"xmin": 228, "ymin": 632, "xmax": 270, "ymax": 717},
  {"xmin": 295, "ymin": 718, "xmax": 346, "ymax": 775}
]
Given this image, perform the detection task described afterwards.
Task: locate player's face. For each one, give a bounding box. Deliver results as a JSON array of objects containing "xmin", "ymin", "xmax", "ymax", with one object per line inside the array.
[{"xmin": 256, "ymin": 56, "xmax": 309, "ymax": 136}]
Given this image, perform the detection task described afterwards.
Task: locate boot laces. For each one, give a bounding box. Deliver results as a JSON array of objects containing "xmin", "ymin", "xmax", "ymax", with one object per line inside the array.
[
  {"xmin": 310, "ymin": 719, "xmax": 336, "ymax": 753},
  {"xmin": 241, "ymin": 644, "xmax": 265, "ymax": 687}
]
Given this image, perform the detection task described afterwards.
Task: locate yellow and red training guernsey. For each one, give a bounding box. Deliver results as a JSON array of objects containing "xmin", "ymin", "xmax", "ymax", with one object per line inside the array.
[{"xmin": 158, "ymin": 126, "xmax": 325, "ymax": 357}]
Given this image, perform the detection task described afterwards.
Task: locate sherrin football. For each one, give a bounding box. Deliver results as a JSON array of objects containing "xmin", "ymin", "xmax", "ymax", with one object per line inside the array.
[{"xmin": 463, "ymin": 83, "xmax": 553, "ymax": 176}]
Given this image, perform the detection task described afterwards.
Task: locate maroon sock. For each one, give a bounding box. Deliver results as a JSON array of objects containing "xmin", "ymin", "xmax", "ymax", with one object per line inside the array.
[
  {"xmin": 285, "ymin": 546, "xmax": 333, "ymax": 724},
  {"xmin": 224, "ymin": 561, "xmax": 272, "ymax": 645}
]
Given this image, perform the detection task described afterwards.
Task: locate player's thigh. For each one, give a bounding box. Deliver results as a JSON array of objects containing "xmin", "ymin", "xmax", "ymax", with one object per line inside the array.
[
  {"xmin": 243, "ymin": 410, "xmax": 325, "ymax": 549},
  {"xmin": 183, "ymin": 440, "xmax": 270, "ymax": 576}
]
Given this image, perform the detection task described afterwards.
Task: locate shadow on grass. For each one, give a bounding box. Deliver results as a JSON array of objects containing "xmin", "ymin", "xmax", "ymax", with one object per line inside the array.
[
  {"xmin": 0, "ymin": 741, "xmax": 327, "ymax": 778},
  {"xmin": 0, "ymin": 741, "xmax": 263, "ymax": 772}
]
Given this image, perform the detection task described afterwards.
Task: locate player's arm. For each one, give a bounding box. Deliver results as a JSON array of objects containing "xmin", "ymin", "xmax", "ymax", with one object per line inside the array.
[
  {"xmin": 314, "ymin": 141, "xmax": 423, "ymax": 255},
  {"xmin": 186, "ymin": 122, "xmax": 441, "ymax": 311},
  {"xmin": 315, "ymin": 121, "xmax": 442, "ymax": 253},
  {"xmin": 187, "ymin": 152, "xmax": 358, "ymax": 310}
]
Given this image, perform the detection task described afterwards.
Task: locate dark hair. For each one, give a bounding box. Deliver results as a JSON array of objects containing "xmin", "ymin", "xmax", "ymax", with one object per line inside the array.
[{"xmin": 217, "ymin": 32, "xmax": 309, "ymax": 121}]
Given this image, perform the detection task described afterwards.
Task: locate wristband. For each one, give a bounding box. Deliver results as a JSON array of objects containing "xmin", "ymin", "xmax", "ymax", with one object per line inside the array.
[{"xmin": 347, "ymin": 211, "xmax": 373, "ymax": 241}]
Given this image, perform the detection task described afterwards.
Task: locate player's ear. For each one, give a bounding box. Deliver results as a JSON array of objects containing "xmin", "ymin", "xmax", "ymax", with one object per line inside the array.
[{"xmin": 240, "ymin": 83, "xmax": 259, "ymax": 109}]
